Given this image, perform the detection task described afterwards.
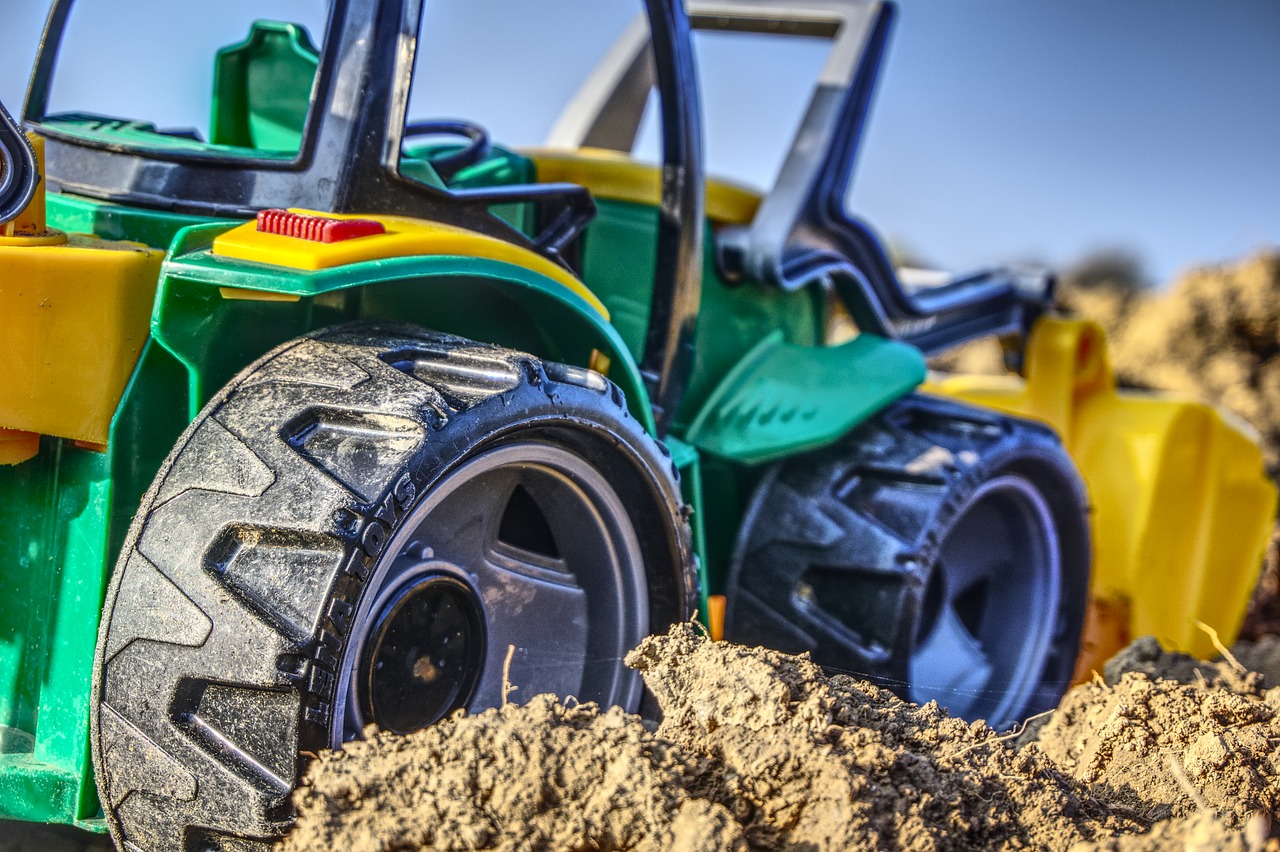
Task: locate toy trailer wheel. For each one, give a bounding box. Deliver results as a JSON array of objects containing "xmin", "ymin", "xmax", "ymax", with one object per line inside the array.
[
  {"xmin": 91, "ymin": 325, "xmax": 694, "ymax": 851},
  {"xmin": 725, "ymin": 394, "xmax": 1090, "ymax": 728}
]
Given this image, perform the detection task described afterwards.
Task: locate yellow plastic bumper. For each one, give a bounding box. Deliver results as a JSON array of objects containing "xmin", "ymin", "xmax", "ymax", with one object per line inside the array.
[
  {"xmin": 924, "ymin": 317, "xmax": 1276, "ymax": 666},
  {"xmin": 0, "ymin": 135, "xmax": 164, "ymax": 456}
]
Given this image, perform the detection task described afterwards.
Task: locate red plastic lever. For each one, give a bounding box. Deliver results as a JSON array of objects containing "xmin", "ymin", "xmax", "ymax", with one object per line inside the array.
[{"xmin": 256, "ymin": 209, "xmax": 386, "ymax": 243}]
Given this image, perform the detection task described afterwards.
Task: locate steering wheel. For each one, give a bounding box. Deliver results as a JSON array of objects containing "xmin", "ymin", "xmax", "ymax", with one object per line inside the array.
[{"xmin": 402, "ymin": 120, "xmax": 491, "ymax": 182}]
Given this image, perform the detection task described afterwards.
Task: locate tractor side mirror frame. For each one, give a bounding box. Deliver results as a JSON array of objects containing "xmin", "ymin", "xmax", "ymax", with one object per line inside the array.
[
  {"xmin": 549, "ymin": 1, "xmax": 707, "ymax": 436},
  {"xmin": 0, "ymin": 99, "xmax": 38, "ymax": 227}
]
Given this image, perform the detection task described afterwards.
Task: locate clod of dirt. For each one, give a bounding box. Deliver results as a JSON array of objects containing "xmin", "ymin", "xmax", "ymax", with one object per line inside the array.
[
  {"xmin": 1070, "ymin": 810, "xmax": 1272, "ymax": 852},
  {"xmin": 1103, "ymin": 635, "xmax": 1264, "ymax": 693},
  {"xmin": 284, "ymin": 624, "xmax": 1135, "ymax": 851},
  {"xmin": 1030, "ymin": 637, "xmax": 1280, "ymax": 830},
  {"xmin": 626, "ymin": 624, "xmax": 1132, "ymax": 851},
  {"xmin": 281, "ymin": 694, "xmax": 745, "ymax": 852}
]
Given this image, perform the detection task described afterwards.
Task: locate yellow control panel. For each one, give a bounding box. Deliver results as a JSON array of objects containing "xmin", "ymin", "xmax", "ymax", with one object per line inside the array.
[{"xmin": 213, "ymin": 208, "xmax": 609, "ymax": 319}]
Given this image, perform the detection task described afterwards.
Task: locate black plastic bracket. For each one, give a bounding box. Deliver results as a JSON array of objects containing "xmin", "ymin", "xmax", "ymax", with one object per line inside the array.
[
  {"xmin": 637, "ymin": 0, "xmax": 706, "ymax": 436},
  {"xmin": 0, "ymin": 98, "xmax": 38, "ymax": 226}
]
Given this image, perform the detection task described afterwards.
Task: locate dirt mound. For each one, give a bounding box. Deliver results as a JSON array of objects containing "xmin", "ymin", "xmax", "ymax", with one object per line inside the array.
[
  {"xmin": 1101, "ymin": 635, "xmax": 1264, "ymax": 692},
  {"xmin": 287, "ymin": 626, "xmax": 1251, "ymax": 851},
  {"xmin": 1234, "ymin": 635, "xmax": 1280, "ymax": 684},
  {"xmin": 1031, "ymin": 636, "xmax": 1280, "ymax": 829},
  {"xmin": 626, "ymin": 625, "xmax": 1126, "ymax": 850},
  {"xmin": 282, "ymin": 693, "xmax": 743, "ymax": 852},
  {"xmin": 1104, "ymin": 252, "xmax": 1280, "ymax": 463}
]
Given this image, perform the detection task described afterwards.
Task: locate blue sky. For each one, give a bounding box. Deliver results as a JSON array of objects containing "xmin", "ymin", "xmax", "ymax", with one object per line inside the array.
[{"xmin": 2, "ymin": 1, "xmax": 1276, "ymax": 284}]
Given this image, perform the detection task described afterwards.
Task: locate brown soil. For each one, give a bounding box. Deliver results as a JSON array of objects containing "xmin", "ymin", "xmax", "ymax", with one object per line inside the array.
[
  {"xmin": 1035, "ymin": 636, "xmax": 1280, "ymax": 830},
  {"xmin": 1072, "ymin": 811, "xmax": 1271, "ymax": 852},
  {"xmin": 1234, "ymin": 635, "xmax": 1280, "ymax": 683},
  {"xmin": 282, "ymin": 625, "xmax": 1280, "ymax": 851}
]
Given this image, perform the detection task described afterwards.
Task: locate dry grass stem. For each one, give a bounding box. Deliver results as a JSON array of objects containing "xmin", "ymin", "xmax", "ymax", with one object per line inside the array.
[
  {"xmin": 502, "ymin": 644, "xmax": 517, "ymax": 707},
  {"xmin": 1194, "ymin": 619, "xmax": 1245, "ymax": 673}
]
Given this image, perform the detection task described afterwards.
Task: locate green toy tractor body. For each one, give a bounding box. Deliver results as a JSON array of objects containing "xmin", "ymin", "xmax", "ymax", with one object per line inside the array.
[{"xmin": 0, "ymin": 1, "xmax": 1266, "ymax": 848}]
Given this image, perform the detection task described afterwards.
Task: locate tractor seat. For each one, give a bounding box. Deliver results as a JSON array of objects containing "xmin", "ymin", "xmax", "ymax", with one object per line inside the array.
[{"xmin": 209, "ymin": 21, "xmax": 320, "ymax": 154}]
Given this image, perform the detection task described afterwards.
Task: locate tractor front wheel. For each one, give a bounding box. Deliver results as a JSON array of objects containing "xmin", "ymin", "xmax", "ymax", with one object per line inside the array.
[{"xmin": 92, "ymin": 325, "xmax": 694, "ymax": 851}]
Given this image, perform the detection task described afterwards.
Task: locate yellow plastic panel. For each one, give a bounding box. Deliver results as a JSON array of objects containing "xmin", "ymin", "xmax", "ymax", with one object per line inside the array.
[
  {"xmin": 524, "ymin": 147, "xmax": 763, "ymax": 225},
  {"xmin": 213, "ymin": 209, "xmax": 608, "ymax": 319},
  {"xmin": 0, "ymin": 236, "xmax": 164, "ymax": 446},
  {"xmin": 218, "ymin": 287, "xmax": 302, "ymax": 302},
  {"xmin": 924, "ymin": 317, "xmax": 1276, "ymax": 661}
]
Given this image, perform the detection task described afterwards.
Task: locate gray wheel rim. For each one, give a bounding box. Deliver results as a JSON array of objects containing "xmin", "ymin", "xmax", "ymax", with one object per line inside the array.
[
  {"xmin": 908, "ymin": 474, "xmax": 1061, "ymax": 725},
  {"xmin": 333, "ymin": 441, "xmax": 648, "ymax": 746}
]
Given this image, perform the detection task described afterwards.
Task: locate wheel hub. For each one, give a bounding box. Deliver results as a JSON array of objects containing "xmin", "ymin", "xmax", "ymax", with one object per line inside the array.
[
  {"xmin": 908, "ymin": 474, "xmax": 1061, "ymax": 724},
  {"xmin": 359, "ymin": 573, "xmax": 485, "ymax": 733},
  {"xmin": 334, "ymin": 440, "xmax": 649, "ymax": 747}
]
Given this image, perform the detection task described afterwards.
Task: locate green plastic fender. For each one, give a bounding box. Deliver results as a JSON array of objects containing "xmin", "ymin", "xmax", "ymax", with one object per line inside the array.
[
  {"xmin": 0, "ymin": 219, "xmax": 684, "ymax": 829},
  {"xmin": 153, "ymin": 223, "xmax": 655, "ymax": 433},
  {"xmin": 684, "ymin": 330, "xmax": 926, "ymax": 465}
]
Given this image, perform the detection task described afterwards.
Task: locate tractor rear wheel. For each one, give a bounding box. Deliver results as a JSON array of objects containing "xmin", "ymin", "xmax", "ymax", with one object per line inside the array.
[
  {"xmin": 724, "ymin": 393, "xmax": 1090, "ymax": 728},
  {"xmin": 92, "ymin": 324, "xmax": 694, "ymax": 851}
]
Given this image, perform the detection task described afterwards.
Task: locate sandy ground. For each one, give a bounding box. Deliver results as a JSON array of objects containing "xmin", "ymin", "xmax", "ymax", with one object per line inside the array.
[
  {"xmin": 8, "ymin": 635, "xmax": 1279, "ymax": 852},
  {"xmin": 282, "ymin": 625, "xmax": 1280, "ymax": 851}
]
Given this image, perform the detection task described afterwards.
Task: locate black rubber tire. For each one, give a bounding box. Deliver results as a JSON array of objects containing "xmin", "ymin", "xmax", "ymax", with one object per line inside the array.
[
  {"xmin": 91, "ymin": 324, "xmax": 695, "ymax": 851},
  {"xmin": 725, "ymin": 393, "xmax": 1090, "ymax": 728}
]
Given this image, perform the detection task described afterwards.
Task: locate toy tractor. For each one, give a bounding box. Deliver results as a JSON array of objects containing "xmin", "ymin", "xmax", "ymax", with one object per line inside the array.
[{"xmin": 0, "ymin": 0, "xmax": 1272, "ymax": 848}]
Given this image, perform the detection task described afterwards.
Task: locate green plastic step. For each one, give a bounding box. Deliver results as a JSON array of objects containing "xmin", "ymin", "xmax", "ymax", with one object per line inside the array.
[{"xmin": 685, "ymin": 331, "xmax": 926, "ymax": 465}]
